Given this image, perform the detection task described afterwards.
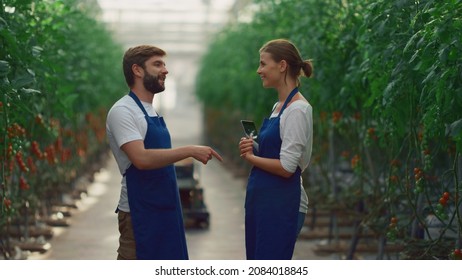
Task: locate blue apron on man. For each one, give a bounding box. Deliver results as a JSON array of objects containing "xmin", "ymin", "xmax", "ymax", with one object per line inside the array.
[
  {"xmin": 245, "ymin": 88, "xmax": 301, "ymax": 260},
  {"xmin": 124, "ymin": 91, "xmax": 188, "ymax": 260}
]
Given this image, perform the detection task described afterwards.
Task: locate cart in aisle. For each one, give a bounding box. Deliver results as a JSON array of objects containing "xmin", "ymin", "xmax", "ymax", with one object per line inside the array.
[{"xmin": 174, "ymin": 158, "xmax": 210, "ymax": 228}]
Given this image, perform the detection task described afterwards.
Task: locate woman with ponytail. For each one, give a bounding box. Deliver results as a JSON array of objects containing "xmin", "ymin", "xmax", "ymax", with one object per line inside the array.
[{"xmin": 238, "ymin": 39, "xmax": 313, "ymax": 260}]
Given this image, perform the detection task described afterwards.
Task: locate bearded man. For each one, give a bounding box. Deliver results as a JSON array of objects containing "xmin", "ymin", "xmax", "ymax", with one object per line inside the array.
[{"xmin": 106, "ymin": 45, "xmax": 222, "ymax": 260}]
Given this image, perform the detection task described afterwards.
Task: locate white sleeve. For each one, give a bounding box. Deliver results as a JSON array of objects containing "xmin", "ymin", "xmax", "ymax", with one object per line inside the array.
[
  {"xmin": 106, "ymin": 105, "xmax": 144, "ymax": 148},
  {"xmin": 280, "ymin": 106, "xmax": 311, "ymax": 173}
]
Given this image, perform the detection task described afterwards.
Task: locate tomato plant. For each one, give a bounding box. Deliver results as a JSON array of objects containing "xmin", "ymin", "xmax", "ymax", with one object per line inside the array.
[{"xmin": 1, "ymin": 0, "xmax": 126, "ymax": 259}]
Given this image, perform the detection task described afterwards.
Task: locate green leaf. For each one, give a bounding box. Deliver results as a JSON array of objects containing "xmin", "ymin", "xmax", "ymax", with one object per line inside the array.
[
  {"xmin": 19, "ymin": 88, "xmax": 41, "ymax": 95},
  {"xmin": 11, "ymin": 73, "xmax": 35, "ymax": 89},
  {"xmin": 409, "ymin": 49, "xmax": 420, "ymax": 64},
  {"xmin": 32, "ymin": 46, "xmax": 43, "ymax": 58},
  {"xmin": 0, "ymin": 60, "xmax": 10, "ymax": 77},
  {"xmin": 404, "ymin": 31, "xmax": 421, "ymax": 53}
]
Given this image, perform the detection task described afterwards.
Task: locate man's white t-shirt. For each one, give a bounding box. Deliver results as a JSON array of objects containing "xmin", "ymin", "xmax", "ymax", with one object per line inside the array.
[{"xmin": 106, "ymin": 94, "xmax": 158, "ymax": 212}]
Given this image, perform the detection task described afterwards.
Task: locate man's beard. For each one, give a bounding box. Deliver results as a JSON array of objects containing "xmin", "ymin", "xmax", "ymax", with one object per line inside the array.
[{"xmin": 143, "ymin": 72, "xmax": 165, "ymax": 94}]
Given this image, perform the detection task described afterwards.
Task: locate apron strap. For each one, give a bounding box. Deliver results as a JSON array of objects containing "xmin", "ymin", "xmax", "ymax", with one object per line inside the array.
[
  {"xmin": 129, "ymin": 91, "xmax": 150, "ymax": 117},
  {"xmin": 277, "ymin": 87, "xmax": 298, "ymax": 118}
]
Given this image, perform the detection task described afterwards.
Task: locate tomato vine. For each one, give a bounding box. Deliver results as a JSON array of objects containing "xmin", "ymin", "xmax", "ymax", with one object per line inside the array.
[{"xmin": 0, "ymin": 0, "xmax": 126, "ymax": 259}]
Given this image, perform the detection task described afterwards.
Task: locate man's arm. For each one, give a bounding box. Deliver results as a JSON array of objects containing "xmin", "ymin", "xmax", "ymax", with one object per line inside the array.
[{"xmin": 121, "ymin": 140, "xmax": 223, "ymax": 170}]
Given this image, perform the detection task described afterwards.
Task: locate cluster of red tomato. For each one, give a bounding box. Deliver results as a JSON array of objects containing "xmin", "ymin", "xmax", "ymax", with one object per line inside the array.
[
  {"xmin": 386, "ymin": 216, "xmax": 399, "ymax": 241},
  {"xmin": 364, "ymin": 127, "xmax": 378, "ymax": 146},
  {"xmin": 332, "ymin": 111, "xmax": 343, "ymax": 124},
  {"xmin": 15, "ymin": 151, "xmax": 29, "ymax": 173},
  {"xmin": 388, "ymin": 159, "xmax": 401, "ymax": 186},
  {"xmin": 6, "ymin": 123, "xmax": 26, "ymax": 139},
  {"xmin": 435, "ymin": 192, "xmax": 450, "ymax": 220},
  {"xmin": 389, "ymin": 175, "xmax": 399, "ymax": 184},
  {"xmin": 31, "ymin": 141, "xmax": 43, "ymax": 159},
  {"xmin": 439, "ymin": 192, "xmax": 450, "ymax": 207},
  {"xmin": 19, "ymin": 176, "xmax": 30, "ymax": 191},
  {"xmin": 2, "ymin": 198, "xmax": 11, "ymax": 210},
  {"xmin": 450, "ymin": 248, "xmax": 462, "ymax": 260},
  {"xmin": 413, "ymin": 167, "xmax": 425, "ymax": 194},
  {"xmin": 350, "ymin": 154, "xmax": 361, "ymax": 171}
]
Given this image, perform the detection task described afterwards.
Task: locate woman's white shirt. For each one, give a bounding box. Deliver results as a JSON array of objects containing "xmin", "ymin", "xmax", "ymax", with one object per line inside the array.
[{"xmin": 270, "ymin": 100, "xmax": 313, "ymax": 213}]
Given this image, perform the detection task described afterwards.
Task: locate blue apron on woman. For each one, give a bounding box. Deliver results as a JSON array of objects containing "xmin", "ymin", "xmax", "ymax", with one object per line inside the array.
[
  {"xmin": 245, "ymin": 88, "xmax": 301, "ymax": 260},
  {"xmin": 124, "ymin": 91, "xmax": 188, "ymax": 260}
]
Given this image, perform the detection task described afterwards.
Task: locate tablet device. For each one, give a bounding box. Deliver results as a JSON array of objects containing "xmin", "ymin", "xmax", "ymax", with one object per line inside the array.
[{"xmin": 240, "ymin": 120, "xmax": 258, "ymax": 140}]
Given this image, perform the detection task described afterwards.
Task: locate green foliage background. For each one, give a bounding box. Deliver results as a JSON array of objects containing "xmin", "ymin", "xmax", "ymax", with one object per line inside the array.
[{"xmin": 0, "ymin": 0, "xmax": 126, "ymax": 258}]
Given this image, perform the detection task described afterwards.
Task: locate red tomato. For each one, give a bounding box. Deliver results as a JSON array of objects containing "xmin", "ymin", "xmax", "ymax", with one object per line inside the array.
[
  {"xmin": 439, "ymin": 197, "xmax": 447, "ymax": 206},
  {"xmin": 443, "ymin": 192, "xmax": 450, "ymax": 200}
]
